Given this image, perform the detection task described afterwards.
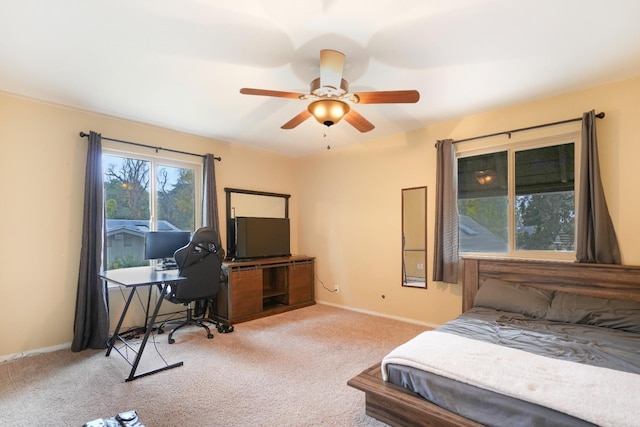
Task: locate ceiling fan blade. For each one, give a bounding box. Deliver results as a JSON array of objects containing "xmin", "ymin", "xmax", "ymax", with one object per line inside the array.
[
  {"xmin": 240, "ymin": 88, "xmax": 304, "ymax": 100},
  {"xmin": 353, "ymin": 90, "xmax": 420, "ymax": 104},
  {"xmin": 344, "ymin": 109, "xmax": 375, "ymax": 133},
  {"xmin": 281, "ymin": 110, "xmax": 312, "ymax": 129},
  {"xmin": 320, "ymin": 49, "xmax": 345, "ymax": 90}
]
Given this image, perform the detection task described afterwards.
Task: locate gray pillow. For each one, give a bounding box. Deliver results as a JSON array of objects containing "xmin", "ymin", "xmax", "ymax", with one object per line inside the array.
[
  {"xmin": 473, "ymin": 277, "xmax": 554, "ymax": 318},
  {"xmin": 546, "ymin": 291, "xmax": 640, "ymax": 334}
]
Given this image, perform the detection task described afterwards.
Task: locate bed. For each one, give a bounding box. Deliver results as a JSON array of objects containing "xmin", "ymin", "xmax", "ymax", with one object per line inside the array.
[{"xmin": 347, "ymin": 257, "xmax": 640, "ymax": 427}]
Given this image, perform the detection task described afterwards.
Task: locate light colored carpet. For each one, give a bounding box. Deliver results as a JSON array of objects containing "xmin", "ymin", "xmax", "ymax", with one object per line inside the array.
[{"xmin": 0, "ymin": 304, "xmax": 427, "ymax": 426}]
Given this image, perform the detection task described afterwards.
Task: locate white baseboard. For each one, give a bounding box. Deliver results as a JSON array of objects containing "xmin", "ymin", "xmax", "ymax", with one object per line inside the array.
[
  {"xmin": 316, "ymin": 300, "xmax": 440, "ymax": 330},
  {"xmin": 0, "ymin": 342, "xmax": 72, "ymax": 364}
]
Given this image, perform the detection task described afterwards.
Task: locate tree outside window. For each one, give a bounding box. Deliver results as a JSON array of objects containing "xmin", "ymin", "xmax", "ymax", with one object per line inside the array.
[
  {"xmin": 458, "ymin": 139, "xmax": 576, "ymax": 255},
  {"xmin": 103, "ymin": 153, "xmax": 198, "ymax": 269}
]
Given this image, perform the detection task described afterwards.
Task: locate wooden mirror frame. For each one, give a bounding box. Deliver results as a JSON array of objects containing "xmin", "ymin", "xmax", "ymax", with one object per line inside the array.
[{"xmin": 224, "ymin": 188, "xmax": 291, "ymax": 259}]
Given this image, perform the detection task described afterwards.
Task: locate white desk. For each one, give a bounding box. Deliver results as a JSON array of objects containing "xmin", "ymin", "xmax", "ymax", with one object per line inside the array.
[{"xmin": 99, "ymin": 266, "xmax": 186, "ymax": 381}]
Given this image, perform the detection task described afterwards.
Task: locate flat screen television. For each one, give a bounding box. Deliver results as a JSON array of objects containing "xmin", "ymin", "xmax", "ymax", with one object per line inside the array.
[{"xmin": 229, "ymin": 217, "xmax": 290, "ymax": 260}]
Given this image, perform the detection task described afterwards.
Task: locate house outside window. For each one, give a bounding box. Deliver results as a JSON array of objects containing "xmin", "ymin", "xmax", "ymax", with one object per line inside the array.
[
  {"xmin": 102, "ymin": 150, "xmax": 202, "ymax": 270},
  {"xmin": 457, "ymin": 132, "xmax": 579, "ymax": 259}
]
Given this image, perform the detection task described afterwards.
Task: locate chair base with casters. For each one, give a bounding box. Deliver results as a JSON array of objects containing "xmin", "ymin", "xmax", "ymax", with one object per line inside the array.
[{"xmin": 158, "ymin": 301, "xmax": 234, "ymax": 344}]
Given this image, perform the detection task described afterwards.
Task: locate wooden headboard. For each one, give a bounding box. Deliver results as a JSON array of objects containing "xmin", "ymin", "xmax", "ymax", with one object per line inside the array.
[{"xmin": 462, "ymin": 257, "xmax": 640, "ymax": 312}]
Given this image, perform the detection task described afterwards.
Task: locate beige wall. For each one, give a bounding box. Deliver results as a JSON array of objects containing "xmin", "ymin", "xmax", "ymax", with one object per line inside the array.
[
  {"xmin": 0, "ymin": 93, "xmax": 298, "ymax": 359},
  {"xmin": 298, "ymin": 76, "xmax": 640, "ymax": 326},
  {"xmin": 2, "ymin": 75, "xmax": 640, "ymax": 359}
]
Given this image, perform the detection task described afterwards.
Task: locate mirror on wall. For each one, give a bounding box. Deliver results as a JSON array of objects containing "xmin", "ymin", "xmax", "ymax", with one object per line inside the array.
[
  {"xmin": 228, "ymin": 192, "xmax": 288, "ymax": 219},
  {"xmin": 402, "ymin": 186, "xmax": 427, "ymax": 288},
  {"xmin": 225, "ymin": 187, "xmax": 290, "ymax": 220},
  {"xmin": 224, "ymin": 188, "xmax": 291, "ymax": 259}
]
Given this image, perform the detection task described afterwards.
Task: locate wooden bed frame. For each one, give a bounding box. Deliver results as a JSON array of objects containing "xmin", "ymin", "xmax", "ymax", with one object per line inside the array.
[{"xmin": 347, "ymin": 257, "xmax": 640, "ymax": 427}]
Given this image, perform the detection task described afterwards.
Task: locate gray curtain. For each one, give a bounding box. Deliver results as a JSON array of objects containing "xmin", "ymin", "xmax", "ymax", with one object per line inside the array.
[
  {"xmin": 576, "ymin": 110, "xmax": 621, "ymax": 264},
  {"xmin": 72, "ymin": 131, "xmax": 109, "ymax": 351},
  {"xmin": 432, "ymin": 139, "xmax": 459, "ymax": 283},
  {"xmin": 202, "ymin": 154, "xmax": 221, "ymax": 246}
]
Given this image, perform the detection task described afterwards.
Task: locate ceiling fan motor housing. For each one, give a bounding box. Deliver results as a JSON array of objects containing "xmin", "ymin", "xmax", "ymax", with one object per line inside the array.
[{"xmin": 310, "ymin": 77, "xmax": 349, "ymax": 97}]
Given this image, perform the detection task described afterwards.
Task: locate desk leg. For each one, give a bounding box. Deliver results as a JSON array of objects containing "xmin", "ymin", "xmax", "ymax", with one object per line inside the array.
[
  {"xmin": 144, "ymin": 286, "xmax": 152, "ymax": 332},
  {"xmin": 126, "ymin": 281, "xmax": 183, "ymax": 382},
  {"xmin": 106, "ymin": 287, "xmax": 136, "ymax": 357}
]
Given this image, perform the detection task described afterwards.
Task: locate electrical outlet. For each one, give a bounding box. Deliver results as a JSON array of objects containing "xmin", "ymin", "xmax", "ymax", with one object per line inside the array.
[
  {"xmin": 334, "ymin": 284, "xmax": 339, "ymax": 293},
  {"xmin": 417, "ymin": 263, "xmax": 424, "ymax": 270}
]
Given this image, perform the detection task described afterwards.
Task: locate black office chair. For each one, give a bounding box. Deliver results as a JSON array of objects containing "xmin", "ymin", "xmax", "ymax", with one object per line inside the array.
[{"xmin": 158, "ymin": 227, "xmax": 233, "ymax": 344}]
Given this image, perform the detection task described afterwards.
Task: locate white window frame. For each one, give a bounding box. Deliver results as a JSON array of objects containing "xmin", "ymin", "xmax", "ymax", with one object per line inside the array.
[
  {"xmin": 102, "ymin": 147, "xmax": 204, "ymax": 232},
  {"xmin": 456, "ymin": 130, "xmax": 581, "ymax": 261}
]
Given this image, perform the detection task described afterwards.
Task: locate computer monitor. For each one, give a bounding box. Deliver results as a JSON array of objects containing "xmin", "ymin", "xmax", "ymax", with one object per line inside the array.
[{"xmin": 144, "ymin": 231, "xmax": 191, "ymax": 268}]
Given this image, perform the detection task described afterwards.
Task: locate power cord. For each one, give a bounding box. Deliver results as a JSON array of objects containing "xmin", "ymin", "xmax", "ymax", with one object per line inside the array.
[{"xmin": 315, "ymin": 273, "xmax": 338, "ymax": 293}]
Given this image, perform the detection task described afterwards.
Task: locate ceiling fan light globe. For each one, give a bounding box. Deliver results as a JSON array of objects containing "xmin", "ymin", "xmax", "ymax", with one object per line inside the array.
[{"xmin": 308, "ymin": 99, "xmax": 350, "ymax": 126}]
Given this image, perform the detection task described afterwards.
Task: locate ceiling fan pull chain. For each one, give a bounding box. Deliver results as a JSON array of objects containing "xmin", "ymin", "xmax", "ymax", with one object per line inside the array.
[{"xmin": 323, "ymin": 125, "xmax": 332, "ymax": 150}]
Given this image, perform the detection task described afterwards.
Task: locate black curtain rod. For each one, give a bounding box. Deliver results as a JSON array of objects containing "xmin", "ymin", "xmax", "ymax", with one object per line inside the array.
[
  {"xmin": 79, "ymin": 131, "xmax": 221, "ymax": 161},
  {"xmin": 438, "ymin": 112, "xmax": 605, "ymax": 146}
]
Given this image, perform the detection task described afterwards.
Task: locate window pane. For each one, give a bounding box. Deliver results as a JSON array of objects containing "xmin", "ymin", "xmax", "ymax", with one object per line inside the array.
[
  {"xmin": 458, "ymin": 152, "xmax": 508, "ymax": 252},
  {"xmin": 515, "ymin": 192, "xmax": 575, "ymax": 250},
  {"xmin": 103, "ymin": 155, "xmax": 151, "ymax": 269},
  {"xmin": 156, "ymin": 165, "xmax": 196, "ymax": 232},
  {"xmin": 458, "ymin": 196, "xmax": 508, "ymax": 252},
  {"xmin": 515, "ymin": 143, "xmax": 574, "ymax": 195},
  {"xmin": 458, "ymin": 151, "xmax": 507, "ymax": 199},
  {"xmin": 515, "ymin": 143, "xmax": 575, "ymax": 251}
]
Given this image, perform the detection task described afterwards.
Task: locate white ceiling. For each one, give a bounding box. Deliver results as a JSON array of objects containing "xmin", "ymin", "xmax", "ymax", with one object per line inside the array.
[{"xmin": 2, "ymin": 1, "xmax": 640, "ymax": 157}]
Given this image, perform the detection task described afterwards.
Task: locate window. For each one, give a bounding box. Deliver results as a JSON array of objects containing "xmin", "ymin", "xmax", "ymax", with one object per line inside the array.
[
  {"xmin": 457, "ymin": 132, "xmax": 579, "ymax": 257},
  {"xmin": 103, "ymin": 151, "xmax": 202, "ymax": 269}
]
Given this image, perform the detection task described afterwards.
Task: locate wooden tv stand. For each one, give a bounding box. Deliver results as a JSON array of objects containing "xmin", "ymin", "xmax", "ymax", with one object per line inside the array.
[{"xmin": 211, "ymin": 255, "xmax": 315, "ymax": 324}]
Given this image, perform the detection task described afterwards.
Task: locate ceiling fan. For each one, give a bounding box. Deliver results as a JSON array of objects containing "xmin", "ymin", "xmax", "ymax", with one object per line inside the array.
[{"xmin": 240, "ymin": 49, "xmax": 420, "ymax": 133}]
